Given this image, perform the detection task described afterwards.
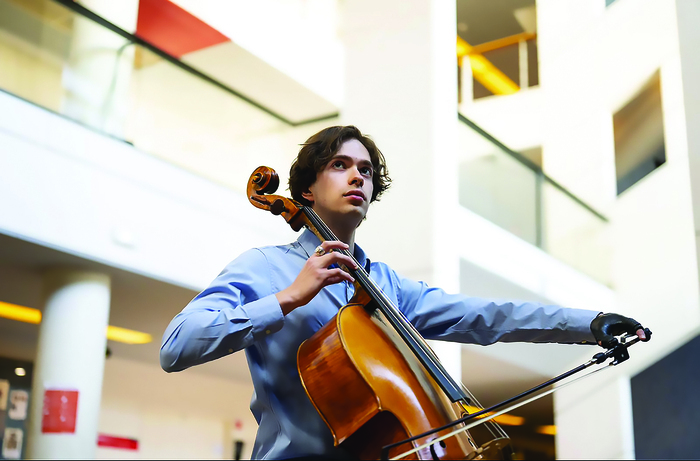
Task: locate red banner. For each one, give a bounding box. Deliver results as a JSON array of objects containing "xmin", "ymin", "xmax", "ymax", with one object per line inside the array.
[
  {"xmin": 136, "ymin": 0, "xmax": 229, "ymax": 58},
  {"xmin": 98, "ymin": 434, "xmax": 139, "ymax": 451}
]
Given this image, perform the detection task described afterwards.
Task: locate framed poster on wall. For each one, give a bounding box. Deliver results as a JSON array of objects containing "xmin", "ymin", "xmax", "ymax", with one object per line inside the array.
[
  {"xmin": 1, "ymin": 428, "xmax": 22, "ymax": 459},
  {"xmin": 0, "ymin": 380, "xmax": 9, "ymax": 411},
  {"xmin": 8, "ymin": 392, "xmax": 27, "ymax": 421}
]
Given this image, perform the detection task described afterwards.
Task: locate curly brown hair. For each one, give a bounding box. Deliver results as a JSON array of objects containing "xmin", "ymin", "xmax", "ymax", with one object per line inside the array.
[{"xmin": 289, "ymin": 126, "xmax": 391, "ymax": 206}]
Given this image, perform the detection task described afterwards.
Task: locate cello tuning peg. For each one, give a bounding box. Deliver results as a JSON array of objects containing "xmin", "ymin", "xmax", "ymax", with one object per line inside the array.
[{"xmin": 270, "ymin": 199, "xmax": 288, "ymax": 216}]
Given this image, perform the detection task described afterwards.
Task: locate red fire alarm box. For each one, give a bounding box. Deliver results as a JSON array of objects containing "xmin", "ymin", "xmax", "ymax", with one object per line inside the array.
[{"xmin": 42, "ymin": 389, "xmax": 79, "ymax": 433}]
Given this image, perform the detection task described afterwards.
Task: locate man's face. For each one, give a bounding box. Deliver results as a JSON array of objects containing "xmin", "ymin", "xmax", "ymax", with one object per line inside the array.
[{"xmin": 302, "ymin": 139, "xmax": 375, "ymax": 225}]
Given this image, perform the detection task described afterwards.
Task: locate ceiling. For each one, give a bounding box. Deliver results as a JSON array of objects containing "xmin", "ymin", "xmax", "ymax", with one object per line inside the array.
[
  {"xmin": 0, "ymin": 232, "xmax": 252, "ymax": 383},
  {"xmin": 457, "ymin": 0, "xmax": 537, "ymax": 45}
]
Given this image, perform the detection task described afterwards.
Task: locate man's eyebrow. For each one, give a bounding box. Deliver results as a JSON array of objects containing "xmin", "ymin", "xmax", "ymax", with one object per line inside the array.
[{"xmin": 331, "ymin": 154, "xmax": 373, "ymax": 168}]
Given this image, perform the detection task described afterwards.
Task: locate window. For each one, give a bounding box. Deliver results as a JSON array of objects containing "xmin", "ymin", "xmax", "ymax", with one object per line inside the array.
[{"xmin": 613, "ymin": 71, "xmax": 666, "ymax": 195}]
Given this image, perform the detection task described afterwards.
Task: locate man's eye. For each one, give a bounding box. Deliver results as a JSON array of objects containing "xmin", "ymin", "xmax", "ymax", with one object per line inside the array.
[
  {"xmin": 361, "ymin": 167, "xmax": 373, "ymax": 176},
  {"xmin": 332, "ymin": 161, "xmax": 345, "ymax": 168}
]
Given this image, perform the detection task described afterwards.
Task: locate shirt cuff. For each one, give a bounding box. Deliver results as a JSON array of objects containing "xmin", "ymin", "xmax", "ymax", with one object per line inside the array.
[
  {"xmin": 568, "ymin": 309, "xmax": 600, "ymax": 344},
  {"xmin": 240, "ymin": 294, "xmax": 285, "ymax": 340}
]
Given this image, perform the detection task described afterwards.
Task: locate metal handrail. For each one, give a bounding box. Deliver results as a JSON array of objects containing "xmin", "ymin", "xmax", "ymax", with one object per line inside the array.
[
  {"xmin": 52, "ymin": 0, "xmax": 339, "ymax": 127},
  {"xmin": 468, "ymin": 32, "xmax": 537, "ymax": 56},
  {"xmin": 458, "ymin": 113, "xmax": 608, "ymax": 222},
  {"xmin": 44, "ymin": 0, "xmax": 604, "ymax": 224}
]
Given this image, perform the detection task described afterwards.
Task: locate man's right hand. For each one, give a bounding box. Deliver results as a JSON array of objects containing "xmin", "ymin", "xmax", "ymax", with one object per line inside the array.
[
  {"xmin": 590, "ymin": 313, "xmax": 651, "ymax": 348},
  {"xmin": 275, "ymin": 241, "xmax": 358, "ymax": 315}
]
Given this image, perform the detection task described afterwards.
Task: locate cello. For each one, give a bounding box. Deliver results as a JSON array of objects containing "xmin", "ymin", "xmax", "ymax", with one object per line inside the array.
[{"xmin": 248, "ymin": 166, "xmax": 511, "ymax": 460}]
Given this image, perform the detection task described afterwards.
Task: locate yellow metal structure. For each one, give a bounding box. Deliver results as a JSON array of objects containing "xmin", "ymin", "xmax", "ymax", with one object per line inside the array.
[{"xmin": 457, "ymin": 36, "xmax": 522, "ymax": 96}]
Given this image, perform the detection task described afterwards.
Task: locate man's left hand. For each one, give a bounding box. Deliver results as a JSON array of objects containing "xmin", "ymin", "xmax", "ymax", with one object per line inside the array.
[{"xmin": 590, "ymin": 313, "xmax": 651, "ymax": 348}]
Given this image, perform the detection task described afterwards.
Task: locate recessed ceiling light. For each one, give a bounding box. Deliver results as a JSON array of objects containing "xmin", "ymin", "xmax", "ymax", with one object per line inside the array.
[
  {"xmin": 14, "ymin": 367, "xmax": 26, "ymax": 377},
  {"xmin": 0, "ymin": 301, "xmax": 41, "ymax": 324},
  {"xmin": 107, "ymin": 326, "xmax": 153, "ymax": 345},
  {"xmin": 0, "ymin": 301, "xmax": 152, "ymax": 345},
  {"xmin": 461, "ymin": 404, "xmax": 525, "ymax": 426}
]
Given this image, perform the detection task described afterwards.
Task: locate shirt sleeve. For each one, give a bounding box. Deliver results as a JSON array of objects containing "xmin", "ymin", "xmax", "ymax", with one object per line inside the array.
[
  {"xmin": 392, "ymin": 270, "xmax": 599, "ymax": 345},
  {"xmin": 160, "ymin": 248, "xmax": 285, "ymax": 372}
]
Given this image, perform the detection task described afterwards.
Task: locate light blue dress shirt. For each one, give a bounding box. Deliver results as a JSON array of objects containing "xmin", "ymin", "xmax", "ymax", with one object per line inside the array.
[{"xmin": 161, "ymin": 229, "xmax": 598, "ymax": 459}]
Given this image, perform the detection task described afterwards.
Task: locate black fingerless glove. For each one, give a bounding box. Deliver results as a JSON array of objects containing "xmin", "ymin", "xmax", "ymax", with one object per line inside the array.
[{"xmin": 590, "ymin": 313, "xmax": 646, "ymax": 348}]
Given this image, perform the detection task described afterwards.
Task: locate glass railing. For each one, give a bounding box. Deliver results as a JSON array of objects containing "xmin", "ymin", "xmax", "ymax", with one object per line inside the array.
[
  {"xmin": 458, "ymin": 114, "xmax": 611, "ymax": 286},
  {"xmin": 0, "ymin": 0, "xmax": 338, "ymax": 194}
]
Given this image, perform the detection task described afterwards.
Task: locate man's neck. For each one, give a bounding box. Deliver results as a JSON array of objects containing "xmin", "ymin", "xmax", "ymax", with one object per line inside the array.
[
  {"xmin": 326, "ymin": 220, "xmax": 356, "ymax": 255},
  {"xmin": 312, "ymin": 209, "xmax": 360, "ymax": 255}
]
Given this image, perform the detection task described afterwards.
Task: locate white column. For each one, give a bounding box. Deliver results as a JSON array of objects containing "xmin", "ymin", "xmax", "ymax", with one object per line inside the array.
[
  {"xmin": 340, "ymin": 0, "xmax": 462, "ymax": 380},
  {"xmin": 61, "ymin": 0, "xmax": 139, "ymax": 137},
  {"xmin": 554, "ymin": 374, "xmax": 635, "ymax": 460},
  {"xmin": 27, "ymin": 270, "xmax": 110, "ymax": 459},
  {"xmin": 340, "ymin": 0, "xmax": 459, "ymax": 279}
]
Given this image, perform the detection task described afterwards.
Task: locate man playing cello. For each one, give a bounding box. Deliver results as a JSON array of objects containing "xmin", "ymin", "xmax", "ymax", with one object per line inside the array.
[{"xmin": 160, "ymin": 125, "xmax": 649, "ymax": 459}]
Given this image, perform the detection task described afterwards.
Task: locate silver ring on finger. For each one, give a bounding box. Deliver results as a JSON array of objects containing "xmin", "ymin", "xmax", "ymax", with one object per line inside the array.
[{"xmin": 314, "ymin": 245, "xmax": 325, "ymax": 256}]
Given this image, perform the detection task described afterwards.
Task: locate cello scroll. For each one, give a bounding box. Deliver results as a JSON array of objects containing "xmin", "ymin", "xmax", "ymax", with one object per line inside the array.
[{"xmin": 247, "ymin": 166, "xmax": 307, "ymax": 231}]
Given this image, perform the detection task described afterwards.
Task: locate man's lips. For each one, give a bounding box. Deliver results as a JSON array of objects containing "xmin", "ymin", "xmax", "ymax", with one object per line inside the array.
[{"xmin": 344, "ymin": 190, "xmax": 366, "ymax": 201}]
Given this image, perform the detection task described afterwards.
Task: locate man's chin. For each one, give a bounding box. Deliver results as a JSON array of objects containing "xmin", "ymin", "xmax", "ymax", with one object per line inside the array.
[{"xmin": 334, "ymin": 207, "xmax": 367, "ymax": 227}]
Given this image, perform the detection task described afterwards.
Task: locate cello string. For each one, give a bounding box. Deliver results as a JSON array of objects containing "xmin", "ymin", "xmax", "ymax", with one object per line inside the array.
[
  {"xmin": 305, "ymin": 206, "xmax": 517, "ymax": 447},
  {"xmin": 459, "ymin": 400, "xmax": 506, "ymax": 441},
  {"xmin": 302, "ymin": 208, "xmax": 466, "ymax": 397},
  {"xmin": 304, "ymin": 204, "xmax": 535, "ymax": 451},
  {"xmin": 302, "ymin": 209, "xmax": 441, "ymax": 359},
  {"xmin": 457, "ymin": 383, "xmax": 509, "ymax": 440},
  {"xmin": 386, "ymin": 334, "xmax": 643, "ymax": 454},
  {"xmin": 459, "ymin": 397, "xmax": 508, "ymax": 441},
  {"xmin": 390, "ymin": 363, "xmax": 613, "ymax": 461},
  {"xmin": 305, "ymin": 209, "xmax": 464, "ymax": 379}
]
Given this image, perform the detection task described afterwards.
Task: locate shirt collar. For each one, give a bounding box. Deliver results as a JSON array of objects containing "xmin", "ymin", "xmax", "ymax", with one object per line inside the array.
[{"xmin": 297, "ymin": 228, "xmax": 368, "ymax": 269}]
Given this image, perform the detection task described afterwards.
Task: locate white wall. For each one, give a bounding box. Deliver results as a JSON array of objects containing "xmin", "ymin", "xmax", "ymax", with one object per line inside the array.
[
  {"xmin": 0, "ymin": 89, "xmax": 298, "ymax": 291},
  {"xmin": 456, "ymin": 0, "xmax": 700, "ymax": 458},
  {"xmin": 676, "ymin": 0, "xmax": 700, "ymax": 270}
]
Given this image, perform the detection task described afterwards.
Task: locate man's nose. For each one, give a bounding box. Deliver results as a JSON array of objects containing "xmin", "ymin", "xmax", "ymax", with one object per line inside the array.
[{"xmin": 349, "ymin": 168, "xmax": 364, "ymax": 186}]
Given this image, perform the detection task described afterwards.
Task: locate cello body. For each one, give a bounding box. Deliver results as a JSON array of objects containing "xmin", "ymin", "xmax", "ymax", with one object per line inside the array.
[{"xmin": 298, "ymin": 295, "xmax": 483, "ymax": 460}]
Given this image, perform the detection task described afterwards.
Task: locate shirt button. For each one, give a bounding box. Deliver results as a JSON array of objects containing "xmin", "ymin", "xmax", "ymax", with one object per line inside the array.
[
  {"xmin": 265, "ymin": 329, "xmax": 271, "ymax": 335},
  {"xmin": 228, "ymin": 349, "xmax": 234, "ymax": 353}
]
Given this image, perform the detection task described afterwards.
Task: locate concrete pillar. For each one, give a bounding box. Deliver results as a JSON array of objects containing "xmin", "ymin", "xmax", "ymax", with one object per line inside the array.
[
  {"xmin": 61, "ymin": 0, "xmax": 139, "ymax": 137},
  {"xmin": 340, "ymin": 0, "xmax": 461, "ymax": 380},
  {"xmin": 27, "ymin": 270, "xmax": 110, "ymax": 459}
]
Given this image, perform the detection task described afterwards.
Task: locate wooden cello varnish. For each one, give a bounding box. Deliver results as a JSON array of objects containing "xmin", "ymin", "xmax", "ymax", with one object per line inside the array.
[{"xmin": 299, "ymin": 302, "xmax": 478, "ymax": 459}]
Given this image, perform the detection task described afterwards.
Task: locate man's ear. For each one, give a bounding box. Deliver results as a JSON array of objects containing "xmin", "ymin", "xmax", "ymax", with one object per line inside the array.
[{"xmin": 301, "ymin": 189, "xmax": 314, "ymax": 204}]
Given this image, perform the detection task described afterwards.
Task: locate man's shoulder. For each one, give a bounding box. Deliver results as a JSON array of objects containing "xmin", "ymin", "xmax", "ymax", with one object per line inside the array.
[
  {"xmin": 367, "ymin": 259, "xmax": 399, "ymax": 280},
  {"xmin": 231, "ymin": 240, "xmax": 303, "ymax": 265},
  {"xmin": 220, "ymin": 240, "xmax": 303, "ymax": 274},
  {"xmin": 254, "ymin": 240, "xmax": 302, "ymax": 256}
]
